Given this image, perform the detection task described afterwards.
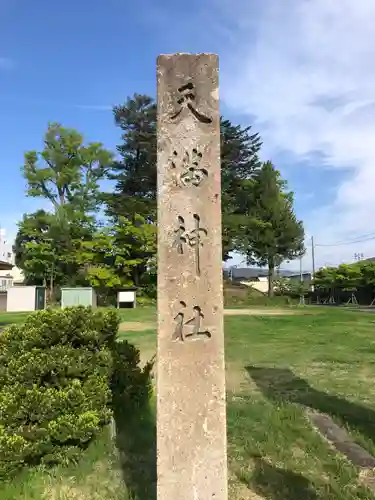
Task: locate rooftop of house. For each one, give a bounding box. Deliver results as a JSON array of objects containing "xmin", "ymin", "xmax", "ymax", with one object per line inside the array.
[
  {"xmin": 227, "ymin": 267, "xmax": 311, "ymax": 280},
  {"xmin": 0, "ymin": 260, "xmax": 13, "ymax": 271},
  {"xmin": 230, "ymin": 268, "xmax": 268, "ymax": 280},
  {"xmin": 287, "ymin": 272, "xmax": 312, "ymax": 279}
]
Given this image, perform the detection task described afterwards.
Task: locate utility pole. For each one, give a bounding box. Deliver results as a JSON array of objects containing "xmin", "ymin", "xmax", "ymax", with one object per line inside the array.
[
  {"xmin": 299, "ymin": 254, "xmax": 305, "ymax": 305},
  {"xmin": 311, "ymin": 236, "xmax": 315, "ymax": 278},
  {"xmin": 354, "ymin": 252, "xmax": 364, "ymax": 262}
]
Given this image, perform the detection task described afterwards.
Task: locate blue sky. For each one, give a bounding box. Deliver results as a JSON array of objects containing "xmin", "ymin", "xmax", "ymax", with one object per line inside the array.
[{"xmin": 1, "ymin": 0, "xmax": 375, "ymax": 269}]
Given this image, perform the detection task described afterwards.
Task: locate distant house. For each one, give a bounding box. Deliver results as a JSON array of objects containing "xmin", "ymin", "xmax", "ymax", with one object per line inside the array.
[
  {"xmin": 0, "ymin": 260, "xmax": 12, "ymax": 271},
  {"xmin": 225, "ymin": 267, "xmax": 267, "ymax": 293},
  {"xmin": 228, "ymin": 267, "xmax": 306, "ymax": 281},
  {"xmin": 224, "ymin": 267, "xmax": 312, "ymax": 294},
  {"xmin": 0, "ymin": 261, "xmax": 12, "ymax": 291},
  {"xmin": 0, "ymin": 261, "xmax": 13, "ymax": 309},
  {"xmin": 0, "ymin": 262, "xmax": 24, "ymax": 291},
  {"xmin": 230, "ymin": 268, "xmax": 268, "ymax": 281},
  {"xmin": 287, "ymin": 272, "xmax": 312, "ymax": 283}
]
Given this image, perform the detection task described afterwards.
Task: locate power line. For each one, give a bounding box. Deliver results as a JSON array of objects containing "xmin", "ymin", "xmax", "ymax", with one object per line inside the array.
[
  {"xmin": 315, "ymin": 233, "xmax": 375, "ymax": 247},
  {"xmin": 310, "ymin": 232, "xmax": 375, "ymax": 274}
]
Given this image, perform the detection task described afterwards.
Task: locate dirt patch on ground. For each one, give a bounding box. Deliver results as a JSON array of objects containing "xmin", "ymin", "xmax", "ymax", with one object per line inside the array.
[
  {"xmin": 119, "ymin": 321, "xmax": 155, "ymax": 332},
  {"xmin": 224, "ymin": 308, "xmax": 300, "ymax": 316}
]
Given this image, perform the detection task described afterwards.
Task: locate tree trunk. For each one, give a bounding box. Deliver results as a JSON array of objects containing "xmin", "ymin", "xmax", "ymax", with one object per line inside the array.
[
  {"xmin": 268, "ymin": 258, "xmax": 275, "ymax": 297},
  {"xmin": 49, "ymin": 261, "xmax": 54, "ymax": 303},
  {"xmin": 132, "ymin": 266, "xmax": 140, "ymax": 287}
]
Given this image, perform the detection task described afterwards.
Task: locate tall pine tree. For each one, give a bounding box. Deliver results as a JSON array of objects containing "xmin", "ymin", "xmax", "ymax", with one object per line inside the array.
[
  {"xmin": 220, "ymin": 119, "xmax": 262, "ymax": 259},
  {"xmin": 104, "ymin": 94, "xmax": 157, "ymax": 222},
  {"xmin": 236, "ymin": 161, "xmax": 305, "ymax": 296}
]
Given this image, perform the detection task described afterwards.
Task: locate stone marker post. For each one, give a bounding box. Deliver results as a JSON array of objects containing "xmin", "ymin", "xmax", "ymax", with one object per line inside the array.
[{"xmin": 157, "ymin": 53, "xmax": 227, "ymax": 500}]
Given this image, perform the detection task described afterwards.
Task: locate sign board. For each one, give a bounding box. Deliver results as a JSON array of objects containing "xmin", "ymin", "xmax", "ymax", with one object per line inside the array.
[{"xmin": 118, "ymin": 291, "xmax": 136, "ymax": 303}]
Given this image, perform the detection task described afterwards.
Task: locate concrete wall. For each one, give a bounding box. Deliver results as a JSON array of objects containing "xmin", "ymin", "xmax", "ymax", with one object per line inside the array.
[
  {"xmin": 240, "ymin": 278, "xmax": 269, "ymax": 294},
  {"xmin": 0, "ymin": 292, "xmax": 7, "ymax": 311},
  {"xmin": 7, "ymin": 286, "xmax": 36, "ymax": 312}
]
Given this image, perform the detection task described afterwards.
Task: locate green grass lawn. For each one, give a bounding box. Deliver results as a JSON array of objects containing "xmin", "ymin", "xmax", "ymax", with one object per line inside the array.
[
  {"xmin": 0, "ymin": 306, "xmax": 157, "ymax": 329},
  {"xmin": 0, "ymin": 311, "xmax": 30, "ymax": 327},
  {"xmin": 3, "ymin": 306, "xmax": 375, "ymax": 499}
]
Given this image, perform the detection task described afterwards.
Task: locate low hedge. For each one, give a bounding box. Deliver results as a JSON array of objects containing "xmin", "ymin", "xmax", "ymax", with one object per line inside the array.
[{"xmin": 0, "ymin": 307, "xmax": 119, "ymax": 477}]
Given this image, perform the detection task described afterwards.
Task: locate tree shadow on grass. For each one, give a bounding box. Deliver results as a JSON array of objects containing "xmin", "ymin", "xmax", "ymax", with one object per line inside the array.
[
  {"xmin": 238, "ymin": 455, "xmax": 320, "ymax": 500},
  {"xmin": 246, "ymin": 366, "xmax": 375, "ymax": 449},
  {"xmin": 111, "ymin": 342, "xmax": 157, "ymax": 500},
  {"xmin": 114, "ymin": 401, "xmax": 156, "ymax": 500}
]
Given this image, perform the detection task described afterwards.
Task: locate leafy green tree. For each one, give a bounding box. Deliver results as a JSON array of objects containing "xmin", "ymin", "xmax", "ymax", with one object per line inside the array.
[
  {"xmin": 313, "ymin": 266, "xmax": 337, "ymax": 292},
  {"xmin": 76, "ymin": 215, "xmax": 156, "ymax": 292},
  {"xmin": 359, "ymin": 261, "xmax": 375, "ymax": 298},
  {"xmin": 16, "ymin": 124, "xmax": 113, "ymax": 291},
  {"xmin": 14, "ymin": 210, "xmax": 51, "ymax": 278},
  {"xmin": 289, "ymin": 279, "xmax": 311, "ymax": 298},
  {"xmin": 237, "ymin": 161, "xmax": 305, "ymax": 296},
  {"xmin": 314, "ymin": 261, "xmax": 375, "ymax": 302},
  {"xmin": 335, "ymin": 263, "xmax": 361, "ymax": 291},
  {"xmin": 13, "ymin": 211, "xmax": 56, "ymax": 286},
  {"xmin": 273, "ymin": 276, "xmax": 291, "ymax": 295},
  {"xmin": 312, "ymin": 260, "xmax": 375, "ymax": 307},
  {"xmin": 23, "ymin": 122, "xmax": 113, "ymax": 215},
  {"xmin": 14, "ymin": 210, "xmax": 94, "ymax": 291}
]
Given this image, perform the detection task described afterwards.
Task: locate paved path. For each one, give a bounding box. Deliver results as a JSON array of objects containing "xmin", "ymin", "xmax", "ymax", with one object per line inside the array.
[{"xmin": 224, "ymin": 308, "xmax": 302, "ymax": 316}]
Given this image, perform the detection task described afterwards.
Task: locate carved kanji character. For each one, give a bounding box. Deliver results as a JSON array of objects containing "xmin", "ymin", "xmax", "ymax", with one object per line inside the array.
[
  {"xmin": 172, "ymin": 303, "xmax": 211, "ymax": 342},
  {"xmin": 170, "ymin": 82, "xmax": 212, "ymax": 123}
]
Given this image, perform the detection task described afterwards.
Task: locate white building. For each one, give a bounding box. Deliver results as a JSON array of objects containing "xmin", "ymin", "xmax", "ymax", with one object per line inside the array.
[
  {"xmin": 0, "ymin": 228, "xmax": 14, "ymax": 264},
  {"xmin": 0, "ymin": 228, "xmax": 24, "ymax": 290}
]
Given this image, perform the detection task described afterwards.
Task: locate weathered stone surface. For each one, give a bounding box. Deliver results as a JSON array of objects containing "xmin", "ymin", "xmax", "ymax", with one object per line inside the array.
[
  {"xmin": 308, "ymin": 410, "xmax": 375, "ymax": 468},
  {"xmin": 156, "ymin": 53, "xmax": 227, "ymax": 500}
]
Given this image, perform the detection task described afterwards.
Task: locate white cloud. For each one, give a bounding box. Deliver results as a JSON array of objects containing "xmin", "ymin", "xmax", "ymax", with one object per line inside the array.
[{"xmin": 219, "ymin": 0, "xmax": 375, "ymax": 267}]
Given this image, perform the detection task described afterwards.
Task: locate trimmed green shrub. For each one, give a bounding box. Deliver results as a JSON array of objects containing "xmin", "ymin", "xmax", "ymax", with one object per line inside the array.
[
  {"xmin": 111, "ymin": 340, "xmax": 154, "ymax": 409},
  {"xmin": 0, "ymin": 307, "xmax": 119, "ymax": 478},
  {"xmin": 136, "ymin": 296, "xmax": 156, "ymax": 307}
]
